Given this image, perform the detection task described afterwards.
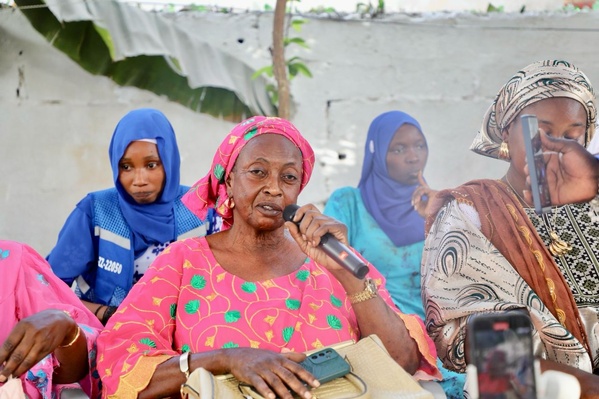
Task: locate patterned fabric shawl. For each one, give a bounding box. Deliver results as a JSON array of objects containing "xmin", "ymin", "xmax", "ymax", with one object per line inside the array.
[{"xmin": 426, "ymin": 180, "xmax": 591, "ymax": 357}]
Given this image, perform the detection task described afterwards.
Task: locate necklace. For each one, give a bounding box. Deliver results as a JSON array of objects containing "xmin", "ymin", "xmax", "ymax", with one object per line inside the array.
[
  {"xmin": 503, "ymin": 175, "xmax": 531, "ymax": 207},
  {"xmin": 546, "ymin": 206, "xmax": 572, "ymax": 257},
  {"xmin": 589, "ymin": 197, "xmax": 599, "ymax": 223},
  {"xmin": 503, "ymin": 176, "xmax": 572, "ymax": 257}
]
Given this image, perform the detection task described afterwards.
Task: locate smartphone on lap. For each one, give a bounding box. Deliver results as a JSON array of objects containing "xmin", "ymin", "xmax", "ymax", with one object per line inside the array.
[
  {"xmin": 238, "ymin": 347, "xmax": 351, "ymax": 398},
  {"xmin": 299, "ymin": 347, "xmax": 351, "ymax": 384},
  {"xmin": 521, "ymin": 114, "xmax": 552, "ymax": 214}
]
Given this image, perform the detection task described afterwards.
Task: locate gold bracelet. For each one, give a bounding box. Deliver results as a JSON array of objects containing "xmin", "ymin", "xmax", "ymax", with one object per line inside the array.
[
  {"xmin": 60, "ymin": 326, "xmax": 81, "ymax": 347},
  {"xmin": 60, "ymin": 311, "xmax": 81, "ymax": 348}
]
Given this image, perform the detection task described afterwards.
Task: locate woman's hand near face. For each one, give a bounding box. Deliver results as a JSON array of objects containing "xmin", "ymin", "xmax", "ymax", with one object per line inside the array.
[
  {"xmin": 0, "ymin": 309, "xmax": 85, "ymax": 383},
  {"xmin": 285, "ymin": 204, "xmax": 350, "ymax": 273},
  {"xmin": 411, "ymin": 172, "xmax": 439, "ymax": 218},
  {"xmin": 523, "ymin": 131, "xmax": 599, "ymax": 206}
]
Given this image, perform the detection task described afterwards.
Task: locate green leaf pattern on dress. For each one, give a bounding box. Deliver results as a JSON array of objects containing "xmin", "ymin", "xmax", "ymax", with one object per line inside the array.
[
  {"xmin": 191, "ymin": 274, "xmax": 206, "ymax": 289},
  {"xmin": 286, "ymin": 298, "xmax": 300, "ymax": 310},
  {"xmin": 170, "ymin": 303, "xmax": 177, "ymax": 318},
  {"xmin": 330, "ymin": 294, "xmax": 342, "ymax": 308},
  {"xmin": 241, "ymin": 281, "xmax": 257, "ymax": 293},
  {"xmin": 295, "ymin": 269, "xmax": 309, "ymax": 281},
  {"xmin": 222, "ymin": 342, "xmax": 239, "ymax": 349},
  {"xmin": 225, "ymin": 310, "xmax": 241, "ymax": 323},
  {"xmin": 185, "ymin": 299, "xmax": 200, "ymax": 314},
  {"xmin": 282, "ymin": 326, "xmax": 294, "ymax": 342},
  {"xmin": 140, "ymin": 337, "xmax": 157, "ymax": 348},
  {"xmin": 326, "ymin": 315, "xmax": 342, "ymax": 330}
]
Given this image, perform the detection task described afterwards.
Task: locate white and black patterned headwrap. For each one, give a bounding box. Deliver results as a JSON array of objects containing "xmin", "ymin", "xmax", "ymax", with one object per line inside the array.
[{"xmin": 471, "ymin": 60, "xmax": 597, "ymax": 159}]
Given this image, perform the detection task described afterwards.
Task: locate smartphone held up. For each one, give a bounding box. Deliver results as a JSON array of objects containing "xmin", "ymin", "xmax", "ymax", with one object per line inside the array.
[
  {"xmin": 467, "ymin": 310, "xmax": 538, "ymax": 399},
  {"xmin": 521, "ymin": 115, "xmax": 552, "ymax": 214}
]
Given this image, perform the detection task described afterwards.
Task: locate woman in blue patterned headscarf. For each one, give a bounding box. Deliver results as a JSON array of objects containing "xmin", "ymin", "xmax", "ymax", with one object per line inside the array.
[{"xmin": 47, "ymin": 108, "xmax": 210, "ymax": 325}]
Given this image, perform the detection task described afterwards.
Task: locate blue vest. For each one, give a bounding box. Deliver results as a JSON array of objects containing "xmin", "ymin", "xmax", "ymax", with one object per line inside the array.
[{"xmin": 76, "ymin": 187, "xmax": 211, "ymax": 306}]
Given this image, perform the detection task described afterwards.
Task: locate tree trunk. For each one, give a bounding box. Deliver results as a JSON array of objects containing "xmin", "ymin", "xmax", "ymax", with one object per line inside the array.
[{"xmin": 273, "ymin": 0, "xmax": 290, "ymax": 119}]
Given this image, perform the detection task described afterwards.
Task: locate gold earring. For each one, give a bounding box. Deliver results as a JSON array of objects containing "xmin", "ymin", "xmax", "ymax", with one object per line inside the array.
[
  {"xmin": 498, "ymin": 141, "xmax": 511, "ymax": 161},
  {"xmin": 227, "ymin": 197, "xmax": 235, "ymax": 209}
]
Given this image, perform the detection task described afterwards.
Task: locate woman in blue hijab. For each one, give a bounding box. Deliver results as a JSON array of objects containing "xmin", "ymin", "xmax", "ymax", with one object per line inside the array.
[
  {"xmin": 324, "ymin": 110, "xmax": 464, "ymax": 398},
  {"xmin": 48, "ymin": 108, "xmax": 216, "ymax": 325}
]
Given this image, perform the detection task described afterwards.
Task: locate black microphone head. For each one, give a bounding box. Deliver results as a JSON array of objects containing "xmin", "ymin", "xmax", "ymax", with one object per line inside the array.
[
  {"xmin": 355, "ymin": 265, "xmax": 369, "ymax": 279},
  {"xmin": 283, "ymin": 204, "xmax": 300, "ymax": 222}
]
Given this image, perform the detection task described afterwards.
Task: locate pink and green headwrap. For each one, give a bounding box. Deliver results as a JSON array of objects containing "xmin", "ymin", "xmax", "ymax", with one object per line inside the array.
[{"xmin": 182, "ymin": 116, "xmax": 315, "ymax": 230}]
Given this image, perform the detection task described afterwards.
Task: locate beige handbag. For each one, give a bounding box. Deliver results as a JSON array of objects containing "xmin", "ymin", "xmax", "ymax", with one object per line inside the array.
[
  {"xmin": 0, "ymin": 376, "xmax": 26, "ymax": 399},
  {"xmin": 181, "ymin": 334, "xmax": 434, "ymax": 399}
]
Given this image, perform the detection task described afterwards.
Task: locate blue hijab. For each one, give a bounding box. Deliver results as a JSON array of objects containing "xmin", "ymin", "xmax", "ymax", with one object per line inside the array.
[
  {"xmin": 108, "ymin": 108, "xmax": 181, "ymax": 250},
  {"xmin": 357, "ymin": 111, "xmax": 426, "ymax": 247}
]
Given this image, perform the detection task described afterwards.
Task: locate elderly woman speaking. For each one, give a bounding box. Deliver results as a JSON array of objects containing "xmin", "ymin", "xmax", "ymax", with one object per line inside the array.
[{"xmin": 96, "ymin": 116, "xmax": 440, "ymax": 399}]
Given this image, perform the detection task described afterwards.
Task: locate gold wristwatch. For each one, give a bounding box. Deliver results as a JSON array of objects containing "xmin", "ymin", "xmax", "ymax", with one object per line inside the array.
[{"xmin": 349, "ymin": 278, "xmax": 378, "ymax": 304}]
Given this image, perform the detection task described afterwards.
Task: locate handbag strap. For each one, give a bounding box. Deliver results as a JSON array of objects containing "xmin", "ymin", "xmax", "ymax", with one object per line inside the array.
[{"xmin": 237, "ymin": 372, "xmax": 368, "ymax": 399}]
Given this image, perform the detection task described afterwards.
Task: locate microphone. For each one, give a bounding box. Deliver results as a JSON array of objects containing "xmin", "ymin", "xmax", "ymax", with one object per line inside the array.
[{"xmin": 283, "ymin": 204, "xmax": 370, "ymax": 279}]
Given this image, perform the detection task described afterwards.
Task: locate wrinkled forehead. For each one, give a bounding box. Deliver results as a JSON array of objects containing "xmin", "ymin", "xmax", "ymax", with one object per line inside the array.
[{"xmin": 236, "ymin": 134, "xmax": 302, "ymax": 163}]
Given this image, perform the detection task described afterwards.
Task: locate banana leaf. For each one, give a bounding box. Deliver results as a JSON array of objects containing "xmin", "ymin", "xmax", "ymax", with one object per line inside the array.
[{"xmin": 13, "ymin": 0, "xmax": 276, "ymax": 121}]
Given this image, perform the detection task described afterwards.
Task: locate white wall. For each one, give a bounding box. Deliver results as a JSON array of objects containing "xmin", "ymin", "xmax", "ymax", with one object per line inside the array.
[
  {"xmin": 126, "ymin": 0, "xmax": 565, "ymax": 13},
  {"xmin": 2, "ymin": 7, "xmax": 599, "ymax": 256}
]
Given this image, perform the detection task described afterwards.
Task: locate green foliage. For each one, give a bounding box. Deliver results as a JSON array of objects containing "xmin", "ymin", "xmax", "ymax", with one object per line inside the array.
[
  {"xmin": 179, "ymin": 4, "xmax": 231, "ymax": 13},
  {"xmin": 356, "ymin": 0, "xmax": 385, "ymax": 17},
  {"xmin": 186, "ymin": 5, "xmax": 209, "ymax": 12},
  {"xmin": 562, "ymin": 1, "xmax": 599, "ymax": 11},
  {"xmin": 287, "ymin": 56, "xmax": 313, "ymax": 77},
  {"xmin": 487, "ymin": 3, "xmax": 505, "ymax": 12},
  {"xmin": 284, "ymin": 36, "xmax": 309, "ymax": 48},
  {"xmin": 308, "ymin": 6, "xmax": 337, "ymax": 13},
  {"xmin": 14, "ymin": 0, "xmax": 264, "ymax": 121},
  {"xmin": 291, "ymin": 18, "xmax": 306, "ymax": 32},
  {"xmin": 251, "ymin": 0, "xmax": 313, "ymax": 108}
]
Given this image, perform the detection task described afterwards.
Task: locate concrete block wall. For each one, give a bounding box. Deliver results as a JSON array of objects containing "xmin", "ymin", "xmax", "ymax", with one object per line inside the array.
[{"xmin": 2, "ymin": 7, "xmax": 598, "ymax": 255}]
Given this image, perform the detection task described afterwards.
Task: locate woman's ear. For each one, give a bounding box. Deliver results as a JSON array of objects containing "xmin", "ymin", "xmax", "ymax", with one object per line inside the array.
[
  {"xmin": 225, "ymin": 172, "xmax": 233, "ymax": 196},
  {"xmin": 501, "ymin": 127, "xmax": 510, "ymax": 143}
]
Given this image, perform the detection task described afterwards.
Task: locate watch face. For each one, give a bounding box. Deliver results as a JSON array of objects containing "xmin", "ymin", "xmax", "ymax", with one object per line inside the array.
[
  {"xmin": 349, "ymin": 279, "xmax": 378, "ymax": 304},
  {"xmin": 367, "ymin": 279, "xmax": 377, "ymax": 292}
]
